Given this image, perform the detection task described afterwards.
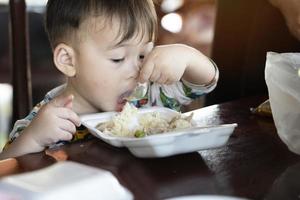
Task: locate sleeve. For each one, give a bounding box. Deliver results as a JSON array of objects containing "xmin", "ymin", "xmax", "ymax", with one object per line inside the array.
[
  {"xmin": 3, "ymin": 93, "xmax": 54, "ymax": 149},
  {"xmin": 149, "ymin": 60, "xmax": 219, "ymax": 111}
]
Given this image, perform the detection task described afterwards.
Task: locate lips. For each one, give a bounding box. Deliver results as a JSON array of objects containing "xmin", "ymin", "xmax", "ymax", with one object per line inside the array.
[
  {"xmin": 117, "ymin": 90, "xmax": 133, "ymax": 104},
  {"xmin": 116, "ymin": 90, "xmax": 134, "ymax": 111}
]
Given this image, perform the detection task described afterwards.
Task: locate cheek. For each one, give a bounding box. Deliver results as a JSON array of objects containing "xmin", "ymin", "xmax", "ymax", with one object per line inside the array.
[
  {"xmin": 93, "ymin": 76, "xmax": 112, "ymax": 90},
  {"xmin": 83, "ymin": 71, "xmax": 113, "ymax": 93},
  {"xmin": 75, "ymin": 53, "xmax": 127, "ymax": 93},
  {"xmin": 78, "ymin": 65, "xmax": 121, "ymax": 95}
]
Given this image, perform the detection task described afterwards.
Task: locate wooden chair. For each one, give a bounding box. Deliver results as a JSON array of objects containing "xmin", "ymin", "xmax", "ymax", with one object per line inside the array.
[
  {"xmin": 205, "ymin": 0, "xmax": 300, "ymax": 105},
  {"xmin": 9, "ymin": 0, "xmax": 32, "ymax": 123}
]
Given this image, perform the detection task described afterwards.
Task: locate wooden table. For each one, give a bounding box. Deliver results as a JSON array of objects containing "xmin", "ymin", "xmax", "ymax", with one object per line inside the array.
[{"xmin": 12, "ymin": 96, "xmax": 300, "ymax": 200}]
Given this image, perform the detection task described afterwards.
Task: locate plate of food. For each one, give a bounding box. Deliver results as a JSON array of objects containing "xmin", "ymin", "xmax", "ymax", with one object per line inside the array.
[{"xmin": 80, "ymin": 103, "xmax": 237, "ymax": 158}]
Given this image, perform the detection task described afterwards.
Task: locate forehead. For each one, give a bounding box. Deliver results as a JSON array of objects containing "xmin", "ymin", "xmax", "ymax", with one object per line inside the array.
[{"xmin": 79, "ymin": 16, "xmax": 151, "ymax": 48}]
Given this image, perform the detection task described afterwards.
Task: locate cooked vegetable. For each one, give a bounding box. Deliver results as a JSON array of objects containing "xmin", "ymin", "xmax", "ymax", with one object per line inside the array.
[{"xmin": 134, "ymin": 130, "xmax": 146, "ymax": 138}]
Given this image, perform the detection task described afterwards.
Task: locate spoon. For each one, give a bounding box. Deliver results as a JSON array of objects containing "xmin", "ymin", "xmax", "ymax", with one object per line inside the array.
[{"xmin": 126, "ymin": 82, "xmax": 149, "ymax": 101}]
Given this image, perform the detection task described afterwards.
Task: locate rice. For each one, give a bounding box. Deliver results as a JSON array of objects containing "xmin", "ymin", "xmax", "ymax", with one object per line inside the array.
[
  {"xmin": 96, "ymin": 103, "xmax": 193, "ymax": 137},
  {"xmin": 96, "ymin": 103, "xmax": 139, "ymax": 137}
]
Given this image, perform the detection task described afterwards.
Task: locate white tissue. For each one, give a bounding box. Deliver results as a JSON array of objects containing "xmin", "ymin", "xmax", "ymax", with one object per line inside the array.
[{"xmin": 0, "ymin": 161, "xmax": 133, "ymax": 200}]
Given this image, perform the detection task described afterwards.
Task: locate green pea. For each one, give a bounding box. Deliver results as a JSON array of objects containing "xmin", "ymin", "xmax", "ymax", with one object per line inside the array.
[{"xmin": 134, "ymin": 130, "xmax": 146, "ymax": 138}]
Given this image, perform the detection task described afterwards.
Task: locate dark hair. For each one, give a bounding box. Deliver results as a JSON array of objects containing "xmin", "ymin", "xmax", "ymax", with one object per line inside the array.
[{"xmin": 45, "ymin": 0, "xmax": 157, "ymax": 48}]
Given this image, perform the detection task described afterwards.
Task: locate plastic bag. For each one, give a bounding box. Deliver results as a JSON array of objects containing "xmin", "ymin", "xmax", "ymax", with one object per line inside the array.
[{"xmin": 265, "ymin": 52, "xmax": 300, "ymax": 154}]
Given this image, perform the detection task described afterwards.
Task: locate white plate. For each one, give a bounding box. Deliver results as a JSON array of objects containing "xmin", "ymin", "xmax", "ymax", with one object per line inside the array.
[{"xmin": 80, "ymin": 107, "xmax": 237, "ymax": 158}]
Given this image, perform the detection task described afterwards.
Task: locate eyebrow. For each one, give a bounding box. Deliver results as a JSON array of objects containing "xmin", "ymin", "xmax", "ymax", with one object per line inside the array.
[{"xmin": 107, "ymin": 41, "xmax": 151, "ymax": 50}]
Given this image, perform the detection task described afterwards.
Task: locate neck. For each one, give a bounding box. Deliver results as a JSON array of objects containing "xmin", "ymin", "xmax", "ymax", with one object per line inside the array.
[{"xmin": 62, "ymin": 81, "xmax": 99, "ymax": 115}]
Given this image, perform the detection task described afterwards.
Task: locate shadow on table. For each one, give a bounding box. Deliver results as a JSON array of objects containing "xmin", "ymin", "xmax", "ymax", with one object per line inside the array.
[
  {"xmin": 63, "ymin": 139, "xmax": 219, "ymax": 200},
  {"xmin": 265, "ymin": 162, "xmax": 300, "ymax": 200}
]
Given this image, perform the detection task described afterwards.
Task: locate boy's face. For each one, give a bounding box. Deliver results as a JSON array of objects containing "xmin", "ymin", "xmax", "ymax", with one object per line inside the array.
[{"xmin": 70, "ymin": 17, "xmax": 153, "ymax": 112}]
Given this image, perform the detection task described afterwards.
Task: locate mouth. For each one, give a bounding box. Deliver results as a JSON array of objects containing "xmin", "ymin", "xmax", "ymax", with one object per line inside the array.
[
  {"xmin": 118, "ymin": 91, "xmax": 133, "ymax": 103},
  {"xmin": 116, "ymin": 90, "xmax": 134, "ymax": 111}
]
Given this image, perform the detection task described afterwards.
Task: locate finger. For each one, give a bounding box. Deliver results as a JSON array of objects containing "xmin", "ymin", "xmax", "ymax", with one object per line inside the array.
[
  {"xmin": 64, "ymin": 97, "xmax": 73, "ymax": 109},
  {"xmin": 165, "ymin": 79, "xmax": 173, "ymax": 85},
  {"xmin": 60, "ymin": 119, "xmax": 77, "ymax": 135},
  {"xmin": 165, "ymin": 77, "xmax": 176, "ymax": 85},
  {"xmin": 58, "ymin": 129, "xmax": 74, "ymax": 141},
  {"xmin": 57, "ymin": 107, "xmax": 81, "ymax": 127},
  {"xmin": 139, "ymin": 60, "xmax": 155, "ymax": 83},
  {"xmin": 150, "ymin": 71, "xmax": 161, "ymax": 83},
  {"xmin": 51, "ymin": 94, "xmax": 74, "ymax": 108},
  {"xmin": 157, "ymin": 74, "xmax": 168, "ymax": 84}
]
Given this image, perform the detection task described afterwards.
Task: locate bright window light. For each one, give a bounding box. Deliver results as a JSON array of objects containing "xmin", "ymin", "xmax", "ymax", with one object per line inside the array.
[
  {"xmin": 0, "ymin": 84, "xmax": 12, "ymax": 148},
  {"xmin": 161, "ymin": 0, "xmax": 184, "ymax": 13},
  {"xmin": 161, "ymin": 13, "xmax": 183, "ymax": 33},
  {"xmin": 0, "ymin": 0, "xmax": 47, "ymax": 6}
]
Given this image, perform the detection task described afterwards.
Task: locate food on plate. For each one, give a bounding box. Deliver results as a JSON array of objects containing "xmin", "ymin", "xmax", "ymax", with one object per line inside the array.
[{"xmin": 96, "ymin": 103, "xmax": 193, "ymax": 138}]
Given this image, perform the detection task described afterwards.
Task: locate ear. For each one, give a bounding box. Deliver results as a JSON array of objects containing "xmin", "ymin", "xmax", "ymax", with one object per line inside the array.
[{"xmin": 53, "ymin": 43, "xmax": 76, "ymax": 77}]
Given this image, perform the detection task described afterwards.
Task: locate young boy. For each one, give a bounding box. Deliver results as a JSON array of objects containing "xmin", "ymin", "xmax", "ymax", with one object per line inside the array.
[{"xmin": 0, "ymin": 0, "xmax": 218, "ymax": 159}]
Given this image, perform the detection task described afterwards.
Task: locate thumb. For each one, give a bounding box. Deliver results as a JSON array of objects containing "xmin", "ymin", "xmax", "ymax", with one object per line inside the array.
[{"xmin": 52, "ymin": 94, "xmax": 74, "ymax": 108}]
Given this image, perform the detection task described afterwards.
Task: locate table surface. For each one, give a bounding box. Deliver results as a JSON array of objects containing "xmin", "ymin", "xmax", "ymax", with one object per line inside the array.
[{"xmin": 12, "ymin": 96, "xmax": 300, "ymax": 200}]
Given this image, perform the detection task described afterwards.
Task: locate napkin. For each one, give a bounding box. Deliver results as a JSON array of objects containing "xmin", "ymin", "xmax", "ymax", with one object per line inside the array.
[{"xmin": 0, "ymin": 161, "xmax": 133, "ymax": 200}]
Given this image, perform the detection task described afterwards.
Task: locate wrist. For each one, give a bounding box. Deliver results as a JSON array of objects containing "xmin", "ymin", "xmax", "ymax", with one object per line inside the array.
[
  {"xmin": 18, "ymin": 129, "xmax": 45, "ymax": 153},
  {"xmin": 0, "ymin": 133, "xmax": 43, "ymax": 159},
  {"xmin": 183, "ymin": 58, "xmax": 218, "ymax": 88},
  {"xmin": 204, "ymin": 59, "xmax": 219, "ymax": 87}
]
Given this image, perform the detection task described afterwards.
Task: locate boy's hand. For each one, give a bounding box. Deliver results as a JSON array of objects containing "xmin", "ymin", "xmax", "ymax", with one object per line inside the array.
[
  {"xmin": 139, "ymin": 44, "xmax": 215, "ymax": 86},
  {"xmin": 139, "ymin": 44, "xmax": 191, "ymax": 85},
  {"xmin": 21, "ymin": 94, "xmax": 81, "ymax": 152}
]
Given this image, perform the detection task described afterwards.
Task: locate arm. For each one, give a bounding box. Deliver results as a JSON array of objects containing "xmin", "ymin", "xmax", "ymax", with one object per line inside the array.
[
  {"xmin": 0, "ymin": 130, "xmax": 43, "ymax": 159},
  {"xmin": 138, "ymin": 44, "xmax": 218, "ymax": 110},
  {"xmin": 181, "ymin": 45, "xmax": 216, "ymax": 86},
  {"xmin": 139, "ymin": 44, "xmax": 217, "ymax": 86},
  {"xmin": 269, "ymin": 0, "xmax": 300, "ymax": 40}
]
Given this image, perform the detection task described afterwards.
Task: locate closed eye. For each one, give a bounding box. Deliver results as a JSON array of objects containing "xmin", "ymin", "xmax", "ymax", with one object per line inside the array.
[{"xmin": 111, "ymin": 58, "xmax": 125, "ymax": 63}]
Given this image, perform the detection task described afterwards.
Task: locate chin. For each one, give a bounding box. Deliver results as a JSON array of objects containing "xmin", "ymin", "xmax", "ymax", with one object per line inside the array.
[{"xmin": 92, "ymin": 101, "xmax": 113, "ymax": 112}]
